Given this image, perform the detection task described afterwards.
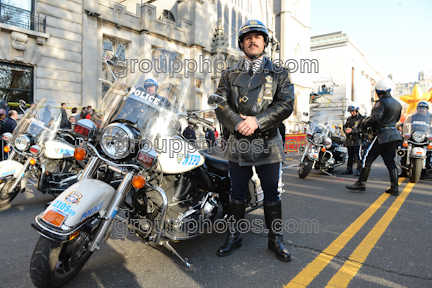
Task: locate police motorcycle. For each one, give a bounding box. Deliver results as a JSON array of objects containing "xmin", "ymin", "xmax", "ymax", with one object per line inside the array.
[
  {"xmin": 398, "ymin": 105, "xmax": 432, "ymax": 183},
  {"xmin": 0, "ymin": 99, "xmax": 84, "ymax": 208},
  {"xmin": 29, "ymin": 50, "xmax": 264, "ymax": 288},
  {"xmin": 298, "ymin": 111, "xmax": 347, "ymax": 178}
]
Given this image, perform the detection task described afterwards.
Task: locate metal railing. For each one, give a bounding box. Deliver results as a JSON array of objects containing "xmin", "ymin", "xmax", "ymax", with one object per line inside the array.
[{"xmin": 0, "ymin": 3, "xmax": 46, "ymax": 33}]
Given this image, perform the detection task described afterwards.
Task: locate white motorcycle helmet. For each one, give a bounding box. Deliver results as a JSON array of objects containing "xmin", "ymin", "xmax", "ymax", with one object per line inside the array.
[{"xmin": 375, "ymin": 79, "xmax": 391, "ymax": 95}]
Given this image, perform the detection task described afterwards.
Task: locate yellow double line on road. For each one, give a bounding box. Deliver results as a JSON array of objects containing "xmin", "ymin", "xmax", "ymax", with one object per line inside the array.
[{"xmin": 285, "ymin": 178, "xmax": 414, "ymax": 288}]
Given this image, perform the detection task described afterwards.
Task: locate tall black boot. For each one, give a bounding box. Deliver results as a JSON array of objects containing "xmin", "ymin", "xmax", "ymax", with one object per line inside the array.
[
  {"xmin": 355, "ymin": 162, "xmax": 362, "ymax": 176},
  {"xmin": 385, "ymin": 168, "xmax": 399, "ymax": 196},
  {"xmin": 264, "ymin": 201, "xmax": 291, "ymax": 262},
  {"xmin": 346, "ymin": 167, "xmax": 371, "ymax": 191},
  {"xmin": 217, "ymin": 199, "xmax": 246, "ymax": 257},
  {"xmin": 341, "ymin": 166, "xmax": 353, "ymax": 175}
]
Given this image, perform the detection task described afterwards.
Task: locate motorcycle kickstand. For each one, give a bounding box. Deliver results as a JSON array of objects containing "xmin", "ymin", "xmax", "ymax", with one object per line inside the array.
[
  {"xmin": 161, "ymin": 240, "xmax": 195, "ymax": 271},
  {"xmin": 321, "ymin": 169, "xmax": 335, "ymax": 177}
]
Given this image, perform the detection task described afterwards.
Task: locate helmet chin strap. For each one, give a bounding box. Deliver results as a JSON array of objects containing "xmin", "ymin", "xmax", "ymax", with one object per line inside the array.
[{"xmin": 245, "ymin": 51, "xmax": 265, "ymax": 61}]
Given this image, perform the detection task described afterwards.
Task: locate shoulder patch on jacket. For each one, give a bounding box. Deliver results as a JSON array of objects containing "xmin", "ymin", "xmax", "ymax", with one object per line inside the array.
[{"xmin": 374, "ymin": 102, "xmax": 380, "ymax": 108}]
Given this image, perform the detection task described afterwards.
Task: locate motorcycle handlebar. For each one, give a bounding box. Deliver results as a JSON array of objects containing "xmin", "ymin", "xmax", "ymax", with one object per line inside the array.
[{"xmin": 188, "ymin": 113, "xmax": 215, "ymax": 131}]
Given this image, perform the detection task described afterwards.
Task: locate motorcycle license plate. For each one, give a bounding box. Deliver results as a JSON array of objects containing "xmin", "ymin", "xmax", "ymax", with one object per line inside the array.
[
  {"xmin": 137, "ymin": 150, "xmax": 156, "ymax": 169},
  {"xmin": 309, "ymin": 152, "xmax": 319, "ymax": 160}
]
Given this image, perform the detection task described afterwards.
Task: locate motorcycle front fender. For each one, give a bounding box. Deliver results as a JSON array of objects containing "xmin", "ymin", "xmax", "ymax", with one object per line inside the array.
[
  {"xmin": 40, "ymin": 179, "xmax": 116, "ymax": 228},
  {"xmin": 0, "ymin": 160, "xmax": 24, "ymax": 180},
  {"xmin": 411, "ymin": 147, "xmax": 426, "ymax": 159}
]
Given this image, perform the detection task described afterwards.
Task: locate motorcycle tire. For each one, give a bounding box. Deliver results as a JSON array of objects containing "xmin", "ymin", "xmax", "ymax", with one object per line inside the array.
[
  {"xmin": 0, "ymin": 179, "xmax": 21, "ymax": 208},
  {"xmin": 409, "ymin": 158, "xmax": 422, "ymax": 183},
  {"xmin": 30, "ymin": 234, "xmax": 93, "ymax": 288},
  {"xmin": 299, "ymin": 160, "xmax": 313, "ymax": 179}
]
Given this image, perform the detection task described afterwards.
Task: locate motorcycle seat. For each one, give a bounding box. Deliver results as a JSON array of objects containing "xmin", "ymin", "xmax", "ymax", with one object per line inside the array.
[{"xmin": 200, "ymin": 147, "xmax": 229, "ymax": 172}]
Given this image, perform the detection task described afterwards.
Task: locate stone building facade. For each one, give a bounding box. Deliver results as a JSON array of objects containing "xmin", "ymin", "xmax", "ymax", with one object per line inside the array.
[
  {"xmin": 393, "ymin": 71, "xmax": 432, "ymax": 98},
  {"xmin": 0, "ymin": 0, "xmax": 310, "ymax": 132},
  {"xmin": 310, "ymin": 31, "xmax": 394, "ymax": 124}
]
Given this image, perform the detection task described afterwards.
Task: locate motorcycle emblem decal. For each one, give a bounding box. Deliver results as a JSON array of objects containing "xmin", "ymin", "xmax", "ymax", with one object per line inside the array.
[
  {"xmin": 181, "ymin": 154, "xmax": 201, "ymax": 166},
  {"xmin": 80, "ymin": 202, "xmax": 104, "ymax": 221},
  {"xmin": 177, "ymin": 153, "xmax": 184, "ymax": 164},
  {"xmin": 65, "ymin": 191, "xmax": 83, "ymax": 204}
]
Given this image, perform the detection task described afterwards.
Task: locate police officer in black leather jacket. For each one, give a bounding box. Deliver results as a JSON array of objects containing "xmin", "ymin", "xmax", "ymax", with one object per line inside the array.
[
  {"xmin": 342, "ymin": 106, "xmax": 364, "ymax": 176},
  {"xmin": 214, "ymin": 20, "xmax": 294, "ymax": 262},
  {"xmin": 346, "ymin": 79, "xmax": 402, "ymax": 195}
]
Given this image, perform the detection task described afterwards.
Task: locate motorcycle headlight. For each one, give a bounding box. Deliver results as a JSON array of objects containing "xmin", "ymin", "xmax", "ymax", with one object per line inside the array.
[
  {"xmin": 324, "ymin": 137, "xmax": 332, "ymax": 149},
  {"xmin": 14, "ymin": 134, "xmax": 30, "ymax": 151},
  {"xmin": 313, "ymin": 133, "xmax": 323, "ymax": 144},
  {"xmin": 412, "ymin": 131, "xmax": 426, "ymax": 143},
  {"xmin": 100, "ymin": 123, "xmax": 135, "ymax": 159}
]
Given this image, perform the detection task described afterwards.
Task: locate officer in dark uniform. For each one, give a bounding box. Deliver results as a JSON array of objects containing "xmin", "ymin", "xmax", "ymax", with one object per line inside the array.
[
  {"xmin": 398, "ymin": 101, "xmax": 432, "ymax": 177},
  {"xmin": 342, "ymin": 106, "xmax": 364, "ymax": 176},
  {"xmin": 346, "ymin": 79, "xmax": 402, "ymax": 195},
  {"xmin": 214, "ymin": 20, "xmax": 294, "ymax": 261}
]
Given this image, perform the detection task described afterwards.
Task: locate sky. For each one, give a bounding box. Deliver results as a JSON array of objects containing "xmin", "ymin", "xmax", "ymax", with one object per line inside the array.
[{"xmin": 310, "ymin": 0, "xmax": 432, "ymax": 84}]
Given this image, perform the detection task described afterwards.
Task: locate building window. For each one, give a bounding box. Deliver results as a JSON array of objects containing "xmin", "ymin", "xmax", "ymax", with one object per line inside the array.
[
  {"xmin": 217, "ymin": 0, "xmax": 222, "ymax": 22},
  {"xmin": 0, "ymin": 62, "xmax": 33, "ymax": 105},
  {"xmin": 0, "ymin": 0, "xmax": 46, "ymax": 32},
  {"xmin": 237, "ymin": 14, "xmax": 242, "ymax": 50},
  {"xmin": 102, "ymin": 37, "xmax": 127, "ymax": 97},
  {"xmin": 231, "ymin": 10, "xmax": 236, "ymax": 48},
  {"xmin": 159, "ymin": 9, "xmax": 175, "ymax": 22},
  {"xmin": 224, "ymin": 5, "xmax": 229, "ymax": 40}
]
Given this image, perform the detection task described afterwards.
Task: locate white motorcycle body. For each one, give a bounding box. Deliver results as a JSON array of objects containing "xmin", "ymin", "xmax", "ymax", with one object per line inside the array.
[
  {"xmin": 42, "ymin": 179, "xmax": 116, "ymax": 228},
  {"xmin": 155, "ymin": 136, "xmax": 204, "ymax": 174},
  {"xmin": 411, "ymin": 146, "xmax": 426, "ymax": 159},
  {"xmin": 0, "ymin": 160, "xmax": 24, "ymax": 179},
  {"xmin": 44, "ymin": 140, "xmax": 76, "ymax": 159}
]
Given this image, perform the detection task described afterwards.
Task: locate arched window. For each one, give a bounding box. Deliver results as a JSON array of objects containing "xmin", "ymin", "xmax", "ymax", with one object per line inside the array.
[
  {"xmin": 224, "ymin": 5, "xmax": 229, "ymax": 39},
  {"xmin": 231, "ymin": 10, "xmax": 236, "ymax": 48},
  {"xmin": 159, "ymin": 10, "xmax": 175, "ymax": 22},
  {"xmin": 217, "ymin": 0, "xmax": 222, "ymax": 22},
  {"xmin": 237, "ymin": 14, "xmax": 242, "ymax": 50}
]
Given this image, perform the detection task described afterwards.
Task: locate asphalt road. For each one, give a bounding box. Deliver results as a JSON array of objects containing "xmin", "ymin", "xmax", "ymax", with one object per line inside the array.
[{"xmin": 0, "ymin": 157, "xmax": 431, "ymax": 288}]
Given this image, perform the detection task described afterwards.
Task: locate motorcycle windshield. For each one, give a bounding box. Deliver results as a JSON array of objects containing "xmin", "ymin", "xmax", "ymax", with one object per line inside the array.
[
  {"xmin": 307, "ymin": 111, "xmax": 334, "ymax": 136},
  {"xmin": 92, "ymin": 49, "xmax": 190, "ymax": 143},
  {"xmin": 12, "ymin": 98, "xmax": 62, "ymax": 146},
  {"xmin": 402, "ymin": 111, "xmax": 432, "ymax": 137}
]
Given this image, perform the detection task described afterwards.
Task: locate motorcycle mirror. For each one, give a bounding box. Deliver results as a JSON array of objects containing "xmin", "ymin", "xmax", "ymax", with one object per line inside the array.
[
  {"xmin": 19, "ymin": 99, "xmax": 27, "ymax": 111},
  {"xmin": 207, "ymin": 94, "xmax": 226, "ymax": 106}
]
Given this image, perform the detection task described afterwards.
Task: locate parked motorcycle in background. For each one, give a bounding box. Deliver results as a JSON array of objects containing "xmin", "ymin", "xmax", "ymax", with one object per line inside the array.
[
  {"xmin": 398, "ymin": 112, "xmax": 432, "ymax": 183},
  {"xmin": 29, "ymin": 50, "xmax": 263, "ymax": 288},
  {"xmin": 298, "ymin": 111, "xmax": 347, "ymax": 178},
  {"xmin": 0, "ymin": 98, "xmax": 84, "ymax": 208}
]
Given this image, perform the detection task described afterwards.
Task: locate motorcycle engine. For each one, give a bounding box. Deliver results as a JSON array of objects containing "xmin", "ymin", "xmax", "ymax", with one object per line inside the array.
[{"xmin": 40, "ymin": 159, "xmax": 60, "ymax": 174}]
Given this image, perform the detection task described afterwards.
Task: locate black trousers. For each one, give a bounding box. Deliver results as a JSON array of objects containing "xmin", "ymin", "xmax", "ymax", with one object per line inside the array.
[
  {"xmin": 347, "ymin": 146, "xmax": 360, "ymax": 168},
  {"xmin": 362, "ymin": 137, "xmax": 399, "ymax": 170},
  {"xmin": 229, "ymin": 161, "xmax": 281, "ymax": 203}
]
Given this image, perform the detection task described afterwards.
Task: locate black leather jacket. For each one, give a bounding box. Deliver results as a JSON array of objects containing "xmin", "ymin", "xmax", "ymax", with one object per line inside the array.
[
  {"xmin": 215, "ymin": 57, "xmax": 294, "ymax": 166},
  {"xmin": 343, "ymin": 113, "xmax": 364, "ymax": 146},
  {"xmin": 362, "ymin": 93, "xmax": 402, "ymax": 144}
]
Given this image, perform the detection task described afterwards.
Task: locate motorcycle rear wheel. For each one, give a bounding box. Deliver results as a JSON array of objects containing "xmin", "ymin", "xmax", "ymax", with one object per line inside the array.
[
  {"xmin": 409, "ymin": 158, "xmax": 422, "ymax": 183},
  {"xmin": 299, "ymin": 160, "xmax": 313, "ymax": 179},
  {"xmin": 0, "ymin": 179, "xmax": 20, "ymax": 208},
  {"xmin": 30, "ymin": 233, "xmax": 93, "ymax": 288}
]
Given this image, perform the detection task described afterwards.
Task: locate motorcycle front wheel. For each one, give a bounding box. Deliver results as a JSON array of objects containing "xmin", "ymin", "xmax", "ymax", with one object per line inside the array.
[
  {"xmin": 299, "ymin": 160, "xmax": 313, "ymax": 179},
  {"xmin": 0, "ymin": 179, "xmax": 21, "ymax": 208},
  {"xmin": 409, "ymin": 158, "xmax": 422, "ymax": 183},
  {"xmin": 30, "ymin": 233, "xmax": 93, "ymax": 288}
]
